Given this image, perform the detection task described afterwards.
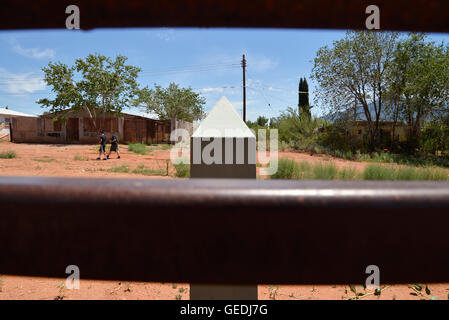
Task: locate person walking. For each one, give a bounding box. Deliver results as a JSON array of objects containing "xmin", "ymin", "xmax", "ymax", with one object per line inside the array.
[
  {"xmin": 107, "ymin": 132, "xmax": 120, "ymax": 159},
  {"xmin": 97, "ymin": 130, "xmax": 107, "ymax": 160}
]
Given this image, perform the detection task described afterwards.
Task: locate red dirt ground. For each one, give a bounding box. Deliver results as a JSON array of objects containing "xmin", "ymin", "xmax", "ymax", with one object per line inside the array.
[
  {"xmin": 0, "ymin": 142, "xmax": 372, "ymax": 179},
  {"xmin": 0, "ymin": 142, "xmax": 176, "ymax": 178},
  {"xmin": 1, "ymin": 142, "xmax": 448, "ymax": 300}
]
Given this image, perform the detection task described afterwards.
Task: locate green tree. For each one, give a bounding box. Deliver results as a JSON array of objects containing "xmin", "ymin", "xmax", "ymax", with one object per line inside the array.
[
  {"xmin": 298, "ymin": 77, "xmax": 311, "ymax": 119},
  {"xmin": 386, "ymin": 34, "xmax": 449, "ymax": 151},
  {"xmin": 312, "ymin": 31, "xmax": 399, "ymax": 150},
  {"xmin": 38, "ymin": 53, "xmax": 141, "ymax": 127},
  {"xmin": 256, "ymin": 116, "xmax": 269, "ymax": 127},
  {"xmin": 298, "ymin": 77, "xmax": 304, "ymax": 114},
  {"xmin": 276, "ymin": 107, "xmax": 324, "ymax": 147},
  {"xmin": 135, "ymin": 82, "xmax": 205, "ymax": 122}
]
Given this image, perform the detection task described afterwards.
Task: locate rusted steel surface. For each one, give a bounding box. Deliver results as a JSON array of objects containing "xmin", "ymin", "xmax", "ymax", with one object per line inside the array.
[
  {"xmin": 1, "ymin": 176, "xmax": 448, "ymax": 284},
  {"xmin": 1, "ymin": 0, "xmax": 449, "ymax": 32}
]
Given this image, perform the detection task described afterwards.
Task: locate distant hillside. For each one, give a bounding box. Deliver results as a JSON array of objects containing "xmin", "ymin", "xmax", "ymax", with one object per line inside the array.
[{"xmin": 321, "ymin": 103, "xmax": 399, "ymax": 123}]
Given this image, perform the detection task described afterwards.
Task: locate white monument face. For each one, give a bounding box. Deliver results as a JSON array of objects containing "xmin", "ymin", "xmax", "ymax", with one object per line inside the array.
[{"xmin": 190, "ymin": 96, "xmax": 256, "ymax": 179}]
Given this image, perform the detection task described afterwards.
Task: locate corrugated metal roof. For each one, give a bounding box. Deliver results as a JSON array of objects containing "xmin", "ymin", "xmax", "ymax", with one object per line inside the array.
[
  {"xmin": 0, "ymin": 107, "xmax": 37, "ymax": 118},
  {"xmin": 123, "ymin": 108, "xmax": 159, "ymax": 120}
]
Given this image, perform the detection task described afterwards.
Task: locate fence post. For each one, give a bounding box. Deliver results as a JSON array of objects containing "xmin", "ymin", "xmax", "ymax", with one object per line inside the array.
[{"xmin": 189, "ymin": 97, "xmax": 257, "ymax": 300}]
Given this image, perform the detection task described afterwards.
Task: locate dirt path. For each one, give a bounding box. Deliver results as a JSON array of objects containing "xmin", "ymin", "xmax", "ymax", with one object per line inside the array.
[
  {"xmin": 0, "ymin": 142, "xmax": 175, "ymax": 178},
  {"xmin": 0, "ymin": 142, "xmax": 378, "ymax": 179}
]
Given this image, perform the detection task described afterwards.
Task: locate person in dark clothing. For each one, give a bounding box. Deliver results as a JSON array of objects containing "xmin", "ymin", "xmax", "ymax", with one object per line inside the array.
[
  {"xmin": 97, "ymin": 130, "xmax": 107, "ymax": 160},
  {"xmin": 107, "ymin": 133, "xmax": 120, "ymax": 159}
]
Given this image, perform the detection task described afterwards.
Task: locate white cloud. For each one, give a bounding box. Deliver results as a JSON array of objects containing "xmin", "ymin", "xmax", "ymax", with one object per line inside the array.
[
  {"xmin": 154, "ymin": 28, "xmax": 176, "ymax": 41},
  {"xmin": 0, "ymin": 68, "xmax": 46, "ymax": 94},
  {"xmin": 12, "ymin": 43, "xmax": 55, "ymax": 59},
  {"xmin": 200, "ymin": 87, "xmax": 225, "ymax": 93}
]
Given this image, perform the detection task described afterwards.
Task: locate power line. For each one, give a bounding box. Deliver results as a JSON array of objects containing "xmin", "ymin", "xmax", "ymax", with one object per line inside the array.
[
  {"xmin": 0, "ymin": 61, "xmax": 241, "ymax": 83},
  {"xmin": 247, "ymin": 85, "xmax": 308, "ymax": 94},
  {"xmin": 194, "ymin": 85, "xmax": 242, "ymax": 91},
  {"xmin": 0, "ymin": 85, "xmax": 242, "ymax": 96},
  {"xmin": 140, "ymin": 61, "xmax": 240, "ymax": 73},
  {"xmin": 245, "ymin": 70, "xmax": 274, "ymax": 113},
  {"xmin": 248, "ymin": 86, "xmax": 294, "ymax": 106}
]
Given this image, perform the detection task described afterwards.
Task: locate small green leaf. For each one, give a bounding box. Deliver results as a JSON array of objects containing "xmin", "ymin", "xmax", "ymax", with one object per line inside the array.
[
  {"xmin": 425, "ymin": 285, "xmax": 431, "ymax": 295},
  {"xmin": 349, "ymin": 285, "xmax": 357, "ymax": 294},
  {"xmin": 413, "ymin": 284, "xmax": 422, "ymax": 291}
]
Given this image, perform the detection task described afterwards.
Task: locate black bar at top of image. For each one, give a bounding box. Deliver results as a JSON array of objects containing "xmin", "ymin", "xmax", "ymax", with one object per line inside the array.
[{"xmin": 0, "ymin": 0, "xmax": 449, "ymax": 32}]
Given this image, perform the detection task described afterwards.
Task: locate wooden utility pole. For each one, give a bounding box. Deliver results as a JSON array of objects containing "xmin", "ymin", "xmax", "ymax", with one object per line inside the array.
[{"xmin": 242, "ymin": 54, "xmax": 246, "ymax": 122}]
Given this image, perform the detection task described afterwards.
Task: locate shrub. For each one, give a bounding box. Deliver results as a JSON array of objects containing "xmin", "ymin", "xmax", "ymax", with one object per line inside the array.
[
  {"xmin": 148, "ymin": 144, "xmax": 172, "ymax": 151},
  {"xmin": 278, "ymin": 141, "xmax": 291, "ymax": 152},
  {"xmin": 0, "ymin": 150, "xmax": 16, "ymax": 159},
  {"xmin": 174, "ymin": 162, "xmax": 190, "ymax": 178},
  {"xmin": 128, "ymin": 143, "xmax": 148, "ymax": 155},
  {"xmin": 132, "ymin": 164, "xmax": 166, "ymax": 176},
  {"xmin": 270, "ymin": 158, "xmax": 299, "ymax": 179},
  {"xmin": 313, "ymin": 162, "xmax": 338, "ymax": 180},
  {"xmin": 32, "ymin": 157, "xmax": 55, "ymax": 163},
  {"xmin": 108, "ymin": 164, "xmax": 130, "ymax": 173},
  {"xmin": 338, "ymin": 167, "xmax": 360, "ymax": 180},
  {"xmin": 418, "ymin": 168, "xmax": 449, "ymax": 181},
  {"xmin": 270, "ymin": 158, "xmax": 449, "ymax": 181},
  {"xmin": 363, "ymin": 165, "xmax": 449, "ymax": 181},
  {"xmin": 363, "ymin": 165, "xmax": 396, "ymax": 180}
]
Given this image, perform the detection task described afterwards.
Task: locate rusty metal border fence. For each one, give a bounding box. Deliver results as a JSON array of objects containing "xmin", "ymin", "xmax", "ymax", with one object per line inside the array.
[
  {"xmin": 1, "ymin": 177, "xmax": 449, "ymax": 284},
  {"xmin": 1, "ymin": 0, "xmax": 449, "ymax": 285},
  {"xmin": 1, "ymin": 0, "xmax": 449, "ymax": 32}
]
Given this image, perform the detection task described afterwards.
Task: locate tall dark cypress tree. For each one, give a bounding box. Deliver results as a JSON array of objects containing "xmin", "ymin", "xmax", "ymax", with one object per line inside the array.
[
  {"xmin": 298, "ymin": 77, "xmax": 311, "ymax": 118},
  {"xmin": 298, "ymin": 78, "xmax": 304, "ymax": 114},
  {"xmin": 302, "ymin": 78, "xmax": 309, "ymax": 107}
]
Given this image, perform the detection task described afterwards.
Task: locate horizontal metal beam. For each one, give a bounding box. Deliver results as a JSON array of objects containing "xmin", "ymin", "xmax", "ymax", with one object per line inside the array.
[
  {"xmin": 1, "ymin": 0, "xmax": 449, "ymax": 32},
  {"xmin": 1, "ymin": 176, "xmax": 449, "ymax": 284}
]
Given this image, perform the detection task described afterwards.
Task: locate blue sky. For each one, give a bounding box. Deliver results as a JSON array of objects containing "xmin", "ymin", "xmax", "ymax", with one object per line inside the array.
[{"xmin": 1, "ymin": 28, "xmax": 449, "ymax": 121}]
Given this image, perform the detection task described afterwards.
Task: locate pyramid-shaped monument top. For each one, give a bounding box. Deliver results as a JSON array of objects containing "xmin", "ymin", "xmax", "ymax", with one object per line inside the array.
[{"xmin": 192, "ymin": 96, "xmax": 255, "ymax": 138}]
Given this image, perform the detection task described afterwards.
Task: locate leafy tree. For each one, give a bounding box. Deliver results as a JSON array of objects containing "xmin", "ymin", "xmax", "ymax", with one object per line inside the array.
[
  {"xmin": 420, "ymin": 120, "xmax": 449, "ymax": 155},
  {"xmin": 135, "ymin": 82, "xmax": 205, "ymax": 122},
  {"xmin": 256, "ymin": 116, "xmax": 269, "ymax": 127},
  {"xmin": 269, "ymin": 116, "xmax": 280, "ymax": 128},
  {"xmin": 38, "ymin": 53, "xmax": 141, "ymax": 128},
  {"xmin": 312, "ymin": 31, "xmax": 398, "ymax": 150},
  {"xmin": 386, "ymin": 34, "xmax": 449, "ymax": 151}
]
